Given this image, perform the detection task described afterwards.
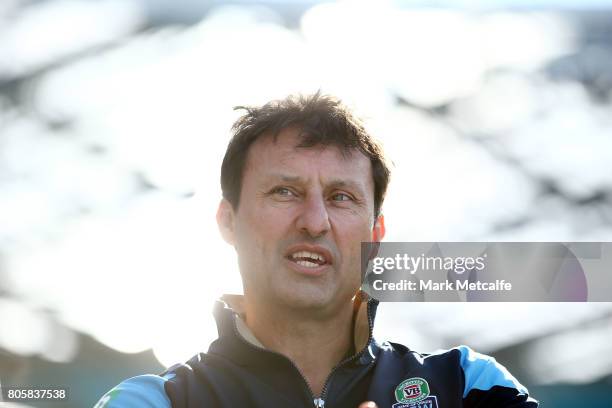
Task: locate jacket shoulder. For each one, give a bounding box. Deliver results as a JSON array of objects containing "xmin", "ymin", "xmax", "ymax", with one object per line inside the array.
[
  {"xmin": 93, "ymin": 374, "xmax": 173, "ymax": 408},
  {"xmin": 371, "ymin": 343, "xmax": 537, "ymax": 407},
  {"xmin": 452, "ymin": 345, "xmax": 538, "ymax": 407}
]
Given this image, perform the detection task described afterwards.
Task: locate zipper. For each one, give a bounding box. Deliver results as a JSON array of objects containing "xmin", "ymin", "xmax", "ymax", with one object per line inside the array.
[
  {"xmin": 316, "ymin": 298, "xmax": 376, "ymax": 406},
  {"xmin": 231, "ymin": 298, "xmax": 376, "ymax": 408}
]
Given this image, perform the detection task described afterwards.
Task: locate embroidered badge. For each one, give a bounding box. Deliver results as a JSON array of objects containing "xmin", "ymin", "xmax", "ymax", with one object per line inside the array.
[{"xmin": 392, "ymin": 378, "xmax": 439, "ymax": 408}]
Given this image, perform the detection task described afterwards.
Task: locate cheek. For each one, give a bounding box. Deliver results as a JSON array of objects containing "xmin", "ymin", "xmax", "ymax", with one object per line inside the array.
[
  {"xmin": 336, "ymin": 222, "xmax": 375, "ymax": 262},
  {"xmin": 236, "ymin": 208, "xmax": 286, "ymax": 256}
]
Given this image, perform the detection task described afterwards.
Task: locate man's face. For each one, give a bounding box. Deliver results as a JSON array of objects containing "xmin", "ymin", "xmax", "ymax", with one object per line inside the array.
[{"xmin": 219, "ymin": 127, "xmax": 382, "ymax": 314}]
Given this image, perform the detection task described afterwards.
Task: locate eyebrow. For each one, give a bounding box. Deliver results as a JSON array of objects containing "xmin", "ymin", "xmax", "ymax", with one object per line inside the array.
[
  {"xmin": 267, "ymin": 174, "xmax": 366, "ymax": 194},
  {"xmin": 277, "ymin": 175, "xmax": 303, "ymax": 183},
  {"xmin": 328, "ymin": 179, "xmax": 364, "ymax": 192}
]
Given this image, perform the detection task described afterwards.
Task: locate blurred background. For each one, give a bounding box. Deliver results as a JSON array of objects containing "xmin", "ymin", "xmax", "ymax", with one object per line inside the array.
[{"xmin": 1, "ymin": 0, "xmax": 612, "ymax": 406}]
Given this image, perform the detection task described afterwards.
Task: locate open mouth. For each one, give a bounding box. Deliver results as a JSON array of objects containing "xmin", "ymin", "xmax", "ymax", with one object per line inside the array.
[
  {"xmin": 284, "ymin": 245, "xmax": 333, "ymax": 271},
  {"xmin": 288, "ymin": 251, "xmax": 328, "ymax": 268}
]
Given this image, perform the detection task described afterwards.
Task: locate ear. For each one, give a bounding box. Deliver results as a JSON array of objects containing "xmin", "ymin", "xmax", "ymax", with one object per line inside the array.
[
  {"xmin": 216, "ymin": 199, "xmax": 236, "ymax": 246},
  {"xmin": 371, "ymin": 214, "xmax": 386, "ymax": 242},
  {"xmin": 366, "ymin": 214, "xmax": 385, "ymax": 262}
]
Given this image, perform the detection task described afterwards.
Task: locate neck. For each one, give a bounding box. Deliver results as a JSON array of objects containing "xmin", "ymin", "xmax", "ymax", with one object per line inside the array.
[{"xmin": 243, "ymin": 297, "xmax": 355, "ymax": 397}]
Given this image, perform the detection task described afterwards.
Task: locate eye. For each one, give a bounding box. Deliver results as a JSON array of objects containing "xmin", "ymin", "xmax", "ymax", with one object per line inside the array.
[
  {"xmin": 331, "ymin": 192, "xmax": 353, "ymax": 202},
  {"xmin": 271, "ymin": 187, "xmax": 296, "ymax": 197}
]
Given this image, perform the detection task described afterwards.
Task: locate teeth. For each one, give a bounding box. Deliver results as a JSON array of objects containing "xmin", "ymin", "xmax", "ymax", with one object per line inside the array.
[
  {"xmin": 297, "ymin": 260, "xmax": 319, "ymax": 268},
  {"xmin": 290, "ymin": 251, "xmax": 325, "ymax": 263}
]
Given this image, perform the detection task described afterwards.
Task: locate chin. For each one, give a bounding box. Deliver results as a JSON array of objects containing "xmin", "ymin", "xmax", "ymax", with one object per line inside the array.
[{"xmin": 275, "ymin": 286, "xmax": 336, "ymax": 310}]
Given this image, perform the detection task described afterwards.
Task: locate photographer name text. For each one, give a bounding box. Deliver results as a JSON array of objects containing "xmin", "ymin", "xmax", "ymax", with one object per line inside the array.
[{"xmin": 372, "ymin": 279, "xmax": 512, "ymax": 292}]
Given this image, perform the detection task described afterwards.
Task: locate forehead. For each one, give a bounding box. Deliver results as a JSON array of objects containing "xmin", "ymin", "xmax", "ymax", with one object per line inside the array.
[{"xmin": 244, "ymin": 128, "xmax": 373, "ymax": 186}]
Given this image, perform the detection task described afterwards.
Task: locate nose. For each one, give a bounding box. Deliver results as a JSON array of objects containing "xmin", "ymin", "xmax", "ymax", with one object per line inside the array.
[{"xmin": 295, "ymin": 194, "xmax": 331, "ymax": 238}]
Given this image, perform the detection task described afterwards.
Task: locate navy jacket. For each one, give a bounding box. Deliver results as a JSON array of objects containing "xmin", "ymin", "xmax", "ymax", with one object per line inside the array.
[{"xmin": 95, "ymin": 294, "xmax": 538, "ymax": 408}]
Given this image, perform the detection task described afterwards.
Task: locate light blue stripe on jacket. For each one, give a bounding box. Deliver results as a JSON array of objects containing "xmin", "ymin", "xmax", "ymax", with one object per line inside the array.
[{"xmin": 94, "ymin": 373, "xmax": 174, "ymax": 408}]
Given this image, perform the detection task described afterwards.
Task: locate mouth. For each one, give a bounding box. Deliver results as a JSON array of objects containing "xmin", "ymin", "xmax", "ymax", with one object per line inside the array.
[{"xmin": 284, "ymin": 245, "xmax": 333, "ymax": 272}]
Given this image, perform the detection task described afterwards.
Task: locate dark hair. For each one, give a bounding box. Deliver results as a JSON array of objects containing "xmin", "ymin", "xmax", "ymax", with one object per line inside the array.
[{"xmin": 220, "ymin": 92, "xmax": 391, "ymax": 218}]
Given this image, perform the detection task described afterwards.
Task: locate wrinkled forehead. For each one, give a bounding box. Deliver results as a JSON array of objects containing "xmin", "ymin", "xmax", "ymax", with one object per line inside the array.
[{"xmin": 244, "ymin": 129, "xmax": 373, "ymax": 184}]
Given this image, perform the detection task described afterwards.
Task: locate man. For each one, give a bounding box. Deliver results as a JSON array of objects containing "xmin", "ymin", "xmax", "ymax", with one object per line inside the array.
[{"xmin": 95, "ymin": 93, "xmax": 538, "ymax": 407}]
